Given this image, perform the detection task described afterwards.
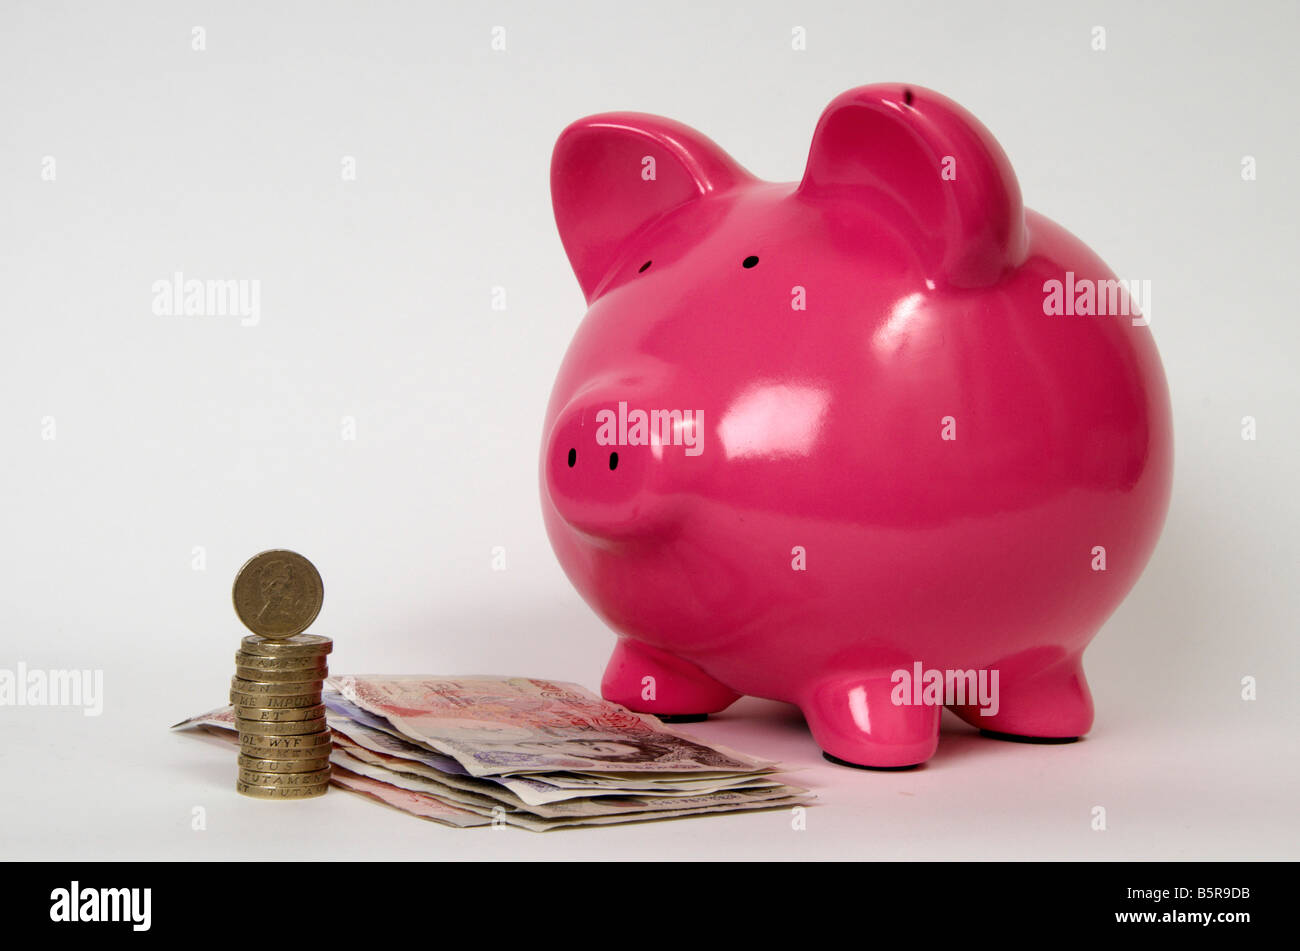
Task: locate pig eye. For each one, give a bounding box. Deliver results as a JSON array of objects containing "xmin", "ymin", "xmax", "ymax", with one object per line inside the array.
[
  {"xmin": 638, "ymin": 260, "xmax": 652, "ymax": 273},
  {"xmin": 567, "ymin": 448, "xmax": 576, "ymax": 467},
  {"xmin": 609, "ymin": 452, "xmax": 619, "ymax": 471},
  {"xmin": 742, "ymin": 255, "xmax": 759, "ymax": 268}
]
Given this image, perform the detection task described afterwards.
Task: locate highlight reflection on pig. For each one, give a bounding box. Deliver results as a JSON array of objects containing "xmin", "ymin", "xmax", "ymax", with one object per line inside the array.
[{"xmin": 540, "ymin": 84, "xmax": 1172, "ymax": 768}]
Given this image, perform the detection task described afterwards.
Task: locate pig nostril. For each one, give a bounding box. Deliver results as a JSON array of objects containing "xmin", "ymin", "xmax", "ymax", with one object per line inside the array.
[
  {"xmin": 567, "ymin": 448, "xmax": 576, "ymax": 468},
  {"xmin": 638, "ymin": 260, "xmax": 652, "ymax": 273},
  {"xmin": 742, "ymin": 255, "xmax": 759, "ymax": 268},
  {"xmin": 609, "ymin": 452, "xmax": 619, "ymax": 471}
]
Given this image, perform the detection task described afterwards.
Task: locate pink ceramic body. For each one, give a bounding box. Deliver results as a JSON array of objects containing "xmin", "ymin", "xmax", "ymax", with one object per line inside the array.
[{"xmin": 541, "ymin": 84, "xmax": 1172, "ymax": 768}]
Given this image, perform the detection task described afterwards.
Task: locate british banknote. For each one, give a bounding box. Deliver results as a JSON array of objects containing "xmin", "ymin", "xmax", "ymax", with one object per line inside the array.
[
  {"xmin": 172, "ymin": 675, "xmax": 811, "ymax": 830},
  {"xmin": 331, "ymin": 675, "xmax": 777, "ymax": 777}
]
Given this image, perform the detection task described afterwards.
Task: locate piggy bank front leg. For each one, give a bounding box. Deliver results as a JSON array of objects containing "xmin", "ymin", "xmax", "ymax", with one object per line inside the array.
[
  {"xmin": 601, "ymin": 638, "xmax": 742, "ymax": 721},
  {"xmin": 801, "ymin": 675, "xmax": 942, "ymax": 769}
]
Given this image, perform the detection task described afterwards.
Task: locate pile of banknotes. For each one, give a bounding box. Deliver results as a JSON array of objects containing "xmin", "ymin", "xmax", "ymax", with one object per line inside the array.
[{"xmin": 173, "ymin": 675, "xmax": 811, "ymax": 830}]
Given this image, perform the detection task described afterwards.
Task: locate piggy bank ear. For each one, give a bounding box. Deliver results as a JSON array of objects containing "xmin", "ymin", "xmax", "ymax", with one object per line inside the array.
[
  {"xmin": 551, "ymin": 113, "xmax": 754, "ymax": 301},
  {"xmin": 798, "ymin": 84, "xmax": 1028, "ymax": 288}
]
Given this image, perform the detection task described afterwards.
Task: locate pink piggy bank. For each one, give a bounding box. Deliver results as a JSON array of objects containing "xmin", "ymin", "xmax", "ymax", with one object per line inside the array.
[{"xmin": 541, "ymin": 84, "xmax": 1172, "ymax": 768}]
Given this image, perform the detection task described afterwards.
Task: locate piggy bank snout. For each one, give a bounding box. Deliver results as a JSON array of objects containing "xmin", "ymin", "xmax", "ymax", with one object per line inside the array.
[{"xmin": 545, "ymin": 401, "xmax": 662, "ymax": 539}]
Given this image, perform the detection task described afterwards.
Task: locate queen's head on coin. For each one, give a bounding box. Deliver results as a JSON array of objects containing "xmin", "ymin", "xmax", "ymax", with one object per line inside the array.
[
  {"xmin": 255, "ymin": 558, "xmax": 302, "ymax": 622},
  {"xmin": 232, "ymin": 549, "xmax": 324, "ymax": 639}
]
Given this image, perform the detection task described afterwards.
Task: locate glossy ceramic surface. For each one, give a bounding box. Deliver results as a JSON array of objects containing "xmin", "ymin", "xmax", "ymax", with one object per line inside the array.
[{"xmin": 541, "ymin": 84, "xmax": 1172, "ymax": 768}]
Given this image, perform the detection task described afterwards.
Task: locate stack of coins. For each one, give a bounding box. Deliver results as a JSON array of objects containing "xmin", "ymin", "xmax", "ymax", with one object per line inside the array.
[
  {"xmin": 229, "ymin": 550, "xmax": 332, "ymax": 800},
  {"xmin": 232, "ymin": 634, "xmax": 333, "ymax": 799}
]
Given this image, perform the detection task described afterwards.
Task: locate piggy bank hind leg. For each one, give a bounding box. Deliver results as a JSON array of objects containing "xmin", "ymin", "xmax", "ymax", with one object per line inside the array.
[
  {"xmin": 601, "ymin": 638, "xmax": 742, "ymax": 722},
  {"xmin": 948, "ymin": 653, "xmax": 1093, "ymax": 742},
  {"xmin": 801, "ymin": 675, "xmax": 941, "ymax": 769}
]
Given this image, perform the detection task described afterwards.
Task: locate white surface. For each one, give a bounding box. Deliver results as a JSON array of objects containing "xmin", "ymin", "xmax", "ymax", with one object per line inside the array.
[{"xmin": 1, "ymin": 0, "xmax": 1297, "ymax": 860}]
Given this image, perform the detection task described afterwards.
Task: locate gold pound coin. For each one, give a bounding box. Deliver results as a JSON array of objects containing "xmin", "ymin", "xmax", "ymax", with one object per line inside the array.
[
  {"xmin": 230, "ymin": 677, "xmax": 325, "ymax": 696},
  {"xmin": 238, "ymin": 754, "xmax": 332, "ymax": 773},
  {"xmin": 235, "ymin": 716, "xmax": 327, "ymax": 736},
  {"xmin": 239, "ymin": 634, "xmax": 333, "ymax": 658},
  {"xmin": 232, "ymin": 551, "xmax": 324, "ymax": 640},
  {"xmin": 233, "ymin": 703, "xmax": 326, "ymax": 722},
  {"xmin": 232, "ymin": 659, "xmax": 327, "ymax": 685},
  {"xmin": 234, "ymin": 652, "xmax": 329, "ymax": 673},
  {"xmin": 236, "ymin": 780, "xmax": 329, "ymax": 799},
  {"xmin": 234, "ymin": 665, "xmax": 328, "ymax": 683},
  {"xmin": 229, "ymin": 690, "xmax": 323, "ymax": 708},
  {"xmin": 238, "ymin": 767, "xmax": 331, "ymax": 787},
  {"xmin": 238, "ymin": 731, "xmax": 332, "ymax": 754}
]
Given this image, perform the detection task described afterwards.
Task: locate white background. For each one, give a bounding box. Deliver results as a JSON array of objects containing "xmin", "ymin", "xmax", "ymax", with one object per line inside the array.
[{"xmin": 1, "ymin": 0, "xmax": 1296, "ymax": 859}]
